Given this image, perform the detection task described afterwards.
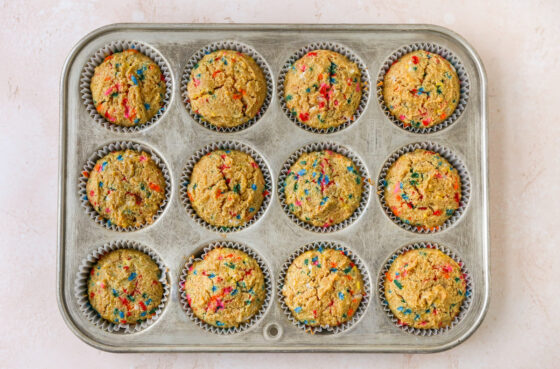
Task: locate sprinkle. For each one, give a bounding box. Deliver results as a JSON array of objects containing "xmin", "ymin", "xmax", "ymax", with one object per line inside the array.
[
  {"xmin": 251, "ymin": 184, "xmax": 257, "ymax": 190},
  {"xmin": 338, "ymin": 292, "xmax": 345, "ymax": 300},
  {"xmin": 294, "ymin": 307, "xmax": 303, "ymax": 313},
  {"xmin": 128, "ymin": 272, "xmax": 137, "ymax": 281},
  {"xmin": 131, "ymin": 75, "xmax": 138, "ymax": 85},
  {"xmin": 393, "ymin": 280, "xmax": 403, "ymax": 289}
]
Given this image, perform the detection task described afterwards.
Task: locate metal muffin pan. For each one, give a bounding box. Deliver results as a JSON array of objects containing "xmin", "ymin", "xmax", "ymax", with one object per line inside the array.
[{"xmin": 58, "ymin": 23, "xmax": 489, "ymax": 352}]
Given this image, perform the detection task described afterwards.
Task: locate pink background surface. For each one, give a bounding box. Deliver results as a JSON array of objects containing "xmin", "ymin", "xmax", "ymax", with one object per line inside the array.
[{"xmin": 1, "ymin": 0, "xmax": 559, "ymax": 367}]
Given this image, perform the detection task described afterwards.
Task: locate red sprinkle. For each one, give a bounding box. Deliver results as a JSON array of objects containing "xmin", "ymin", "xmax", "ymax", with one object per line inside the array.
[{"xmin": 412, "ymin": 55, "xmax": 419, "ymax": 64}]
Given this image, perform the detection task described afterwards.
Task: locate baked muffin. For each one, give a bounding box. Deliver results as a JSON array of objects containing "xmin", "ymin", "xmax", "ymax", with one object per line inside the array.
[
  {"xmin": 384, "ymin": 248, "xmax": 466, "ymax": 329},
  {"xmin": 88, "ymin": 249, "xmax": 164, "ymax": 325},
  {"xmin": 382, "ymin": 50, "xmax": 460, "ymax": 128},
  {"xmin": 383, "ymin": 149, "xmax": 461, "ymax": 230},
  {"xmin": 186, "ymin": 150, "xmax": 266, "ymax": 228},
  {"xmin": 90, "ymin": 49, "xmax": 166, "ymax": 127},
  {"xmin": 183, "ymin": 247, "xmax": 266, "ymax": 328},
  {"xmin": 284, "ymin": 50, "xmax": 362, "ymax": 129},
  {"xmin": 283, "ymin": 150, "xmax": 363, "ymax": 228},
  {"xmin": 86, "ymin": 149, "xmax": 166, "ymax": 228},
  {"xmin": 187, "ymin": 50, "xmax": 267, "ymax": 128},
  {"xmin": 282, "ymin": 248, "xmax": 364, "ymax": 327}
]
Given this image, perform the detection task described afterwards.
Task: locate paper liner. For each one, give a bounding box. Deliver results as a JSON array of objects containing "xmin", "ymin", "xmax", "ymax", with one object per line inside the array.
[
  {"xmin": 74, "ymin": 240, "xmax": 170, "ymax": 334},
  {"xmin": 179, "ymin": 141, "xmax": 273, "ymax": 233},
  {"xmin": 377, "ymin": 142, "xmax": 470, "ymax": 233},
  {"xmin": 80, "ymin": 40, "xmax": 173, "ymax": 133},
  {"xmin": 78, "ymin": 141, "xmax": 172, "ymax": 232},
  {"xmin": 179, "ymin": 241, "xmax": 273, "ymax": 335},
  {"xmin": 277, "ymin": 241, "xmax": 371, "ymax": 335},
  {"xmin": 277, "ymin": 42, "xmax": 370, "ymax": 134},
  {"xmin": 377, "ymin": 242, "xmax": 472, "ymax": 336},
  {"xmin": 278, "ymin": 142, "xmax": 370, "ymax": 233},
  {"xmin": 180, "ymin": 40, "xmax": 273, "ymax": 132},
  {"xmin": 377, "ymin": 42, "xmax": 470, "ymax": 134}
]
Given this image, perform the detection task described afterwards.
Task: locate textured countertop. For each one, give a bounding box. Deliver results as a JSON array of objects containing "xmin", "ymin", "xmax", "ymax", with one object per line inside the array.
[{"xmin": 1, "ymin": 0, "xmax": 559, "ymax": 368}]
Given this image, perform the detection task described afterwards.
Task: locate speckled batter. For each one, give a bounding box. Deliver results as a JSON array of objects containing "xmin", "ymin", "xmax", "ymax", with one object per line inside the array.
[
  {"xmin": 284, "ymin": 50, "xmax": 362, "ymax": 129},
  {"xmin": 384, "ymin": 248, "xmax": 466, "ymax": 329},
  {"xmin": 90, "ymin": 49, "xmax": 166, "ymax": 127},
  {"xmin": 282, "ymin": 248, "xmax": 364, "ymax": 327},
  {"xmin": 86, "ymin": 149, "xmax": 166, "ymax": 228},
  {"xmin": 88, "ymin": 249, "xmax": 164, "ymax": 325},
  {"xmin": 383, "ymin": 149, "xmax": 461, "ymax": 230},
  {"xmin": 186, "ymin": 150, "xmax": 266, "ymax": 228},
  {"xmin": 183, "ymin": 247, "xmax": 266, "ymax": 328},
  {"xmin": 187, "ymin": 50, "xmax": 267, "ymax": 128},
  {"xmin": 382, "ymin": 50, "xmax": 460, "ymax": 128},
  {"xmin": 283, "ymin": 150, "xmax": 363, "ymax": 228}
]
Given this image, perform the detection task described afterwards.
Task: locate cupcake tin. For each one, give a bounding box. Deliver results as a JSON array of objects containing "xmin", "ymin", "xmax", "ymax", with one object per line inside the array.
[{"xmin": 58, "ymin": 23, "xmax": 489, "ymax": 353}]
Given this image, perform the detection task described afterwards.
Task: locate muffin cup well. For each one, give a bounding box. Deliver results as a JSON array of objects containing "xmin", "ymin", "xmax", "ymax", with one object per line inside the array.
[
  {"xmin": 80, "ymin": 40, "xmax": 173, "ymax": 133},
  {"xmin": 179, "ymin": 240, "xmax": 273, "ymax": 335},
  {"xmin": 278, "ymin": 142, "xmax": 370, "ymax": 233},
  {"xmin": 181, "ymin": 40, "xmax": 274, "ymax": 132},
  {"xmin": 74, "ymin": 240, "xmax": 170, "ymax": 334},
  {"xmin": 277, "ymin": 42, "xmax": 370, "ymax": 134},
  {"xmin": 179, "ymin": 141, "xmax": 273, "ymax": 233},
  {"xmin": 377, "ymin": 242, "xmax": 472, "ymax": 336},
  {"xmin": 78, "ymin": 141, "xmax": 172, "ymax": 232},
  {"xmin": 377, "ymin": 141, "xmax": 470, "ymax": 233},
  {"xmin": 377, "ymin": 42, "xmax": 470, "ymax": 134},
  {"xmin": 277, "ymin": 241, "xmax": 371, "ymax": 335}
]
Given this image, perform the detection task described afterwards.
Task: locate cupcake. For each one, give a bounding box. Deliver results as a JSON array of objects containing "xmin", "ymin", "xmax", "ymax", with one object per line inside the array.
[
  {"xmin": 384, "ymin": 248, "xmax": 466, "ymax": 329},
  {"xmin": 284, "ymin": 50, "xmax": 362, "ymax": 129},
  {"xmin": 382, "ymin": 50, "xmax": 460, "ymax": 129},
  {"xmin": 90, "ymin": 49, "xmax": 166, "ymax": 127},
  {"xmin": 282, "ymin": 248, "xmax": 364, "ymax": 327},
  {"xmin": 383, "ymin": 149, "xmax": 461, "ymax": 230},
  {"xmin": 86, "ymin": 149, "xmax": 166, "ymax": 228},
  {"xmin": 183, "ymin": 247, "xmax": 266, "ymax": 328},
  {"xmin": 187, "ymin": 50, "xmax": 267, "ymax": 128},
  {"xmin": 283, "ymin": 150, "xmax": 363, "ymax": 228},
  {"xmin": 88, "ymin": 249, "xmax": 164, "ymax": 325},
  {"xmin": 186, "ymin": 149, "xmax": 266, "ymax": 228}
]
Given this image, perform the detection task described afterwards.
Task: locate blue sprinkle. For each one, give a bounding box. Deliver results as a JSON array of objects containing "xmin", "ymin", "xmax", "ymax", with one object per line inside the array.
[
  {"xmin": 400, "ymin": 182, "xmax": 403, "ymax": 189},
  {"xmin": 131, "ymin": 75, "xmax": 138, "ymax": 85},
  {"xmin": 404, "ymin": 308, "xmax": 412, "ymax": 315},
  {"xmin": 324, "ymin": 175, "xmax": 330, "ymax": 184},
  {"xmin": 208, "ymin": 273, "xmax": 216, "ymax": 279},
  {"xmin": 401, "ymin": 193, "xmax": 409, "ymax": 200},
  {"xmin": 304, "ymin": 189, "xmax": 309, "ymax": 195},
  {"xmin": 347, "ymin": 166, "xmax": 354, "ymax": 172},
  {"xmin": 216, "ymin": 321, "xmax": 225, "ymax": 327},
  {"xmin": 249, "ymin": 207, "xmax": 255, "ymax": 212},
  {"xmin": 128, "ymin": 272, "xmax": 137, "ymax": 281},
  {"xmin": 212, "ymin": 285, "xmax": 217, "ymax": 292},
  {"xmin": 111, "ymin": 289, "xmax": 119, "ymax": 297},
  {"xmin": 146, "ymin": 298, "xmax": 152, "ymax": 305},
  {"xmin": 298, "ymin": 169, "xmax": 307, "ymax": 176},
  {"xmin": 338, "ymin": 292, "xmax": 345, "ymax": 300},
  {"xmin": 311, "ymin": 256, "xmax": 318, "ymax": 263},
  {"xmin": 134, "ymin": 118, "xmax": 140, "ymax": 124},
  {"xmin": 99, "ymin": 181, "xmax": 103, "ymax": 188},
  {"xmin": 117, "ymin": 155, "xmax": 123, "ymax": 161},
  {"xmin": 140, "ymin": 312, "xmax": 146, "ymax": 317},
  {"xmin": 294, "ymin": 307, "xmax": 302, "ymax": 313},
  {"xmin": 251, "ymin": 184, "xmax": 257, "ymax": 190},
  {"xmin": 312, "ymin": 172, "xmax": 317, "ymax": 178},
  {"xmin": 236, "ymin": 214, "xmax": 241, "ymax": 219},
  {"xmin": 318, "ymin": 246, "xmax": 324, "ymax": 253},
  {"xmin": 101, "ymin": 161, "xmax": 108, "ymax": 171},
  {"xmin": 119, "ymin": 311, "xmax": 125, "ymax": 319},
  {"xmin": 82, "ymin": 195, "xmax": 88, "ymax": 201},
  {"xmin": 466, "ymin": 290, "xmax": 471, "ymax": 297},
  {"xmin": 143, "ymin": 103, "xmax": 150, "ymax": 110},
  {"xmin": 330, "ymin": 268, "xmax": 338, "ymax": 272},
  {"xmin": 231, "ymin": 289, "xmax": 238, "ymax": 296},
  {"xmin": 397, "ymin": 306, "xmax": 404, "ymax": 312}
]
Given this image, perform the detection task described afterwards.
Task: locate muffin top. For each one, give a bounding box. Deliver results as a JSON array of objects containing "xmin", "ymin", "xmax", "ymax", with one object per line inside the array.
[
  {"xmin": 86, "ymin": 149, "xmax": 166, "ymax": 229},
  {"xmin": 186, "ymin": 150, "xmax": 266, "ymax": 228},
  {"xmin": 384, "ymin": 248, "xmax": 466, "ymax": 329},
  {"xmin": 284, "ymin": 50, "xmax": 362, "ymax": 129},
  {"xmin": 90, "ymin": 49, "xmax": 166, "ymax": 127},
  {"xmin": 383, "ymin": 50, "xmax": 460, "ymax": 129},
  {"xmin": 187, "ymin": 50, "xmax": 267, "ymax": 128},
  {"xmin": 282, "ymin": 248, "xmax": 364, "ymax": 327},
  {"xmin": 383, "ymin": 149, "xmax": 461, "ymax": 230},
  {"xmin": 183, "ymin": 247, "xmax": 266, "ymax": 328},
  {"xmin": 283, "ymin": 150, "xmax": 363, "ymax": 228},
  {"xmin": 88, "ymin": 249, "xmax": 164, "ymax": 325}
]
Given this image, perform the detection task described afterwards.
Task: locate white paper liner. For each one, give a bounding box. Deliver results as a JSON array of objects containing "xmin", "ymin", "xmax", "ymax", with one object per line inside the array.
[
  {"xmin": 277, "ymin": 241, "xmax": 371, "ymax": 335},
  {"xmin": 180, "ymin": 40, "xmax": 273, "ymax": 132},
  {"xmin": 377, "ymin": 141, "xmax": 470, "ymax": 233},
  {"xmin": 179, "ymin": 241, "xmax": 273, "ymax": 335},
  {"xmin": 278, "ymin": 142, "xmax": 370, "ymax": 233},
  {"xmin": 80, "ymin": 40, "xmax": 173, "ymax": 133},
  {"xmin": 277, "ymin": 42, "xmax": 370, "ymax": 134},
  {"xmin": 377, "ymin": 42, "xmax": 470, "ymax": 134},
  {"xmin": 377, "ymin": 242, "xmax": 472, "ymax": 336},
  {"xmin": 78, "ymin": 141, "xmax": 172, "ymax": 232},
  {"xmin": 74, "ymin": 240, "xmax": 170, "ymax": 334},
  {"xmin": 179, "ymin": 141, "xmax": 273, "ymax": 233}
]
